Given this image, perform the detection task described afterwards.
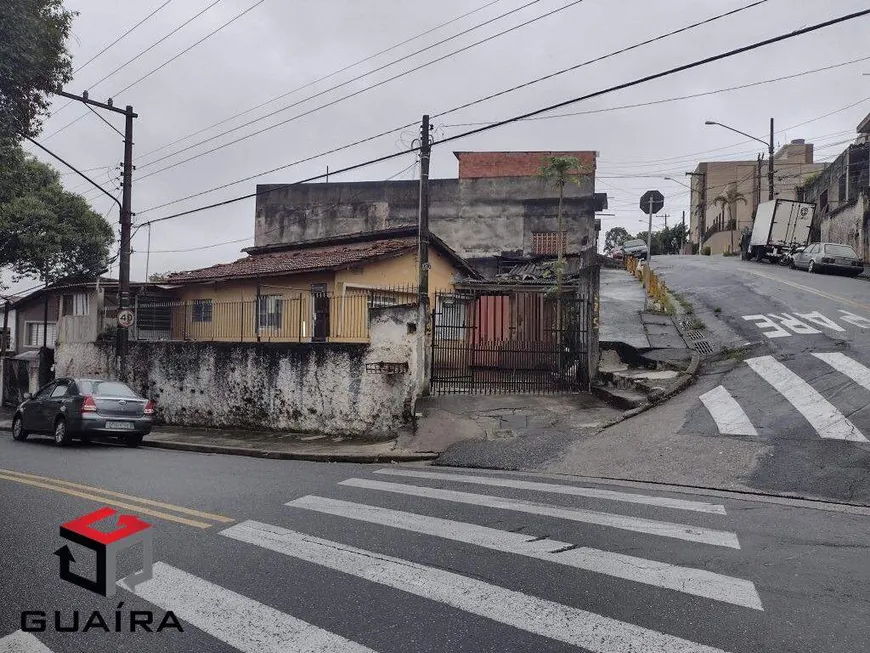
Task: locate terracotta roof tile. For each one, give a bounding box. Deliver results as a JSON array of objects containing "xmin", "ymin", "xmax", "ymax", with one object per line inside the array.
[{"xmin": 166, "ymin": 236, "xmax": 417, "ymax": 283}]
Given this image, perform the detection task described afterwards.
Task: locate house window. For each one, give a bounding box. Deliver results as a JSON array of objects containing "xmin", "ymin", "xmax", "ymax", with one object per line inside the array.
[
  {"xmin": 838, "ymin": 174, "xmax": 847, "ymax": 203},
  {"xmin": 820, "ymin": 189, "xmax": 829, "ymax": 213},
  {"xmin": 61, "ymin": 293, "xmax": 89, "ymax": 316},
  {"xmin": 369, "ymin": 292, "xmax": 398, "ymax": 308},
  {"xmin": 257, "ymin": 295, "xmax": 283, "ymax": 329},
  {"xmin": 25, "ymin": 322, "xmax": 57, "ymax": 348},
  {"xmin": 435, "ymin": 296, "xmax": 468, "ymax": 339},
  {"xmin": 0, "ymin": 328, "xmax": 9, "ymax": 351},
  {"xmin": 532, "ymin": 232, "xmax": 566, "ymax": 255},
  {"xmin": 191, "ymin": 299, "xmax": 213, "ymax": 323}
]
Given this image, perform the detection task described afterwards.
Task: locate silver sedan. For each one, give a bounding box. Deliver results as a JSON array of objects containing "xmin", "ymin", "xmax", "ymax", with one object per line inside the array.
[{"xmin": 790, "ymin": 242, "xmax": 864, "ymax": 276}]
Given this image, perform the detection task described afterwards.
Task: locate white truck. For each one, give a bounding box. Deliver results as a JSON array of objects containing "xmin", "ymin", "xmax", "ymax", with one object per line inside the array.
[{"xmin": 742, "ymin": 199, "xmax": 815, "ymax": 263}]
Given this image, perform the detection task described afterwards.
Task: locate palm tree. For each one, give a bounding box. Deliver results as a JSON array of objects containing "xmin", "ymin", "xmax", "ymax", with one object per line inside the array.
[
  {"xmin": 538, "ymin": 156, "xmax": 582, "ymax": 301},
  {"xmin": 713, "ymin": 184, "xmax": 747, "ymax": 254}
]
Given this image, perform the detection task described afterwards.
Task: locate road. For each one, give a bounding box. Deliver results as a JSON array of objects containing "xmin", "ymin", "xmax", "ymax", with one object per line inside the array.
[
  {"xmin": 1, "ymin": 436, "xmax": 869, "ymax": 652},
  {"xmin": 649, "ymin": 254, "xmax": 870, "ymax": 503}
]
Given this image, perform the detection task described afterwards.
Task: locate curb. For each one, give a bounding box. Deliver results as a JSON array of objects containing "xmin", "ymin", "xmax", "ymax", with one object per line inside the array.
[
  {"xmin": 141, "ymin": 439, "xmax": 439, "ymax": 463},
  {"xmin": 598, "ymin": 349, "xmax": 701, "ymax": 429},
  {"xmin": 0, "ymin": 423, "xmax": 438, "ymax": 463}
]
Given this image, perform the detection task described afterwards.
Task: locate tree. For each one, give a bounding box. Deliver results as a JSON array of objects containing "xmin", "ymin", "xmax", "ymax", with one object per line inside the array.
[
  {"xmin": 604, "ymin": 226, "xmax": 630, "ymax": 252},
  {"xmin": 713, "ymin": 185, "xmax": 747, "ymax": 254},
  {"xmin": 538, "ymin": 156, "xmax": 583, "ymax": 302},
  {"xmin": 0, "ymin": 0, "xmax": 74, "ymax": 139},
  {"xmin": 0, "ymin": 142, "xmax": 113, "ymax": 286}
]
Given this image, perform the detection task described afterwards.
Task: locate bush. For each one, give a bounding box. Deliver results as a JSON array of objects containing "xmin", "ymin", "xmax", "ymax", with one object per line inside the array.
[{"xmin": 702, "ymin": 246, "xmax": 711, "ymax": 256}]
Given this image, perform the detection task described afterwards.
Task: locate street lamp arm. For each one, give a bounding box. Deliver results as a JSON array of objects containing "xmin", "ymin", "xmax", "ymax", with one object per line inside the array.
[{"xmin": 704, "ymin": 120, "xmax": 768, "ymax": 147}]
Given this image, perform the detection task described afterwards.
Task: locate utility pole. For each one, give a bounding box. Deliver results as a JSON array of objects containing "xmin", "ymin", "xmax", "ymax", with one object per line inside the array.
[
  {"xmin": 118, "ymin": 105, "xmax": 135, "ymax": 380},
  {"xmin": 768, "ymin": 117, "xmax": 775, "ymax": 200},
  {"xmin": 417, "ymin": 114, "xmax": 431, "ymax": 302},
  {"xmin": 681, "ymin": 210, "xmax": 686, "ymax": 255},
  {"xmin": 51, "ymin": 90, "xmax": 137, "ymax": 379},
  {"xmin": 644, "ymin": 195, "xmax": 653, "ymax": 311}
]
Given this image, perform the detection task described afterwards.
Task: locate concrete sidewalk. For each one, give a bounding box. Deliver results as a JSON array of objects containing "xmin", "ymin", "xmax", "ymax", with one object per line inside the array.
[{"xmin": 0, "ymin": 415, "xmax": 437, "ymax": 463}]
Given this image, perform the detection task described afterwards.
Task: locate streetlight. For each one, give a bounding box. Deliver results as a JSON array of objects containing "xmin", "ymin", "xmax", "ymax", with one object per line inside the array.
[
  {"xmin": 664, "ymin": 176, "xmax": 691, "ymax": 190},
  {"xmin": 705, "ymin": 119, "xmax": 774, "ymax": 200}
]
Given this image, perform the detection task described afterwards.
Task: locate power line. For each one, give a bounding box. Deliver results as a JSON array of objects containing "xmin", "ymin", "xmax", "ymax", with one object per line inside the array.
[
  {"xmin": 134, "ymin": 0, "xmax": 506, "ymax": 162},
  {"xmin": 24, "ymin": 137, "xmax": 121, "ymax": 207},
  {"xmin": 42, "ymin": 0, "xmax": 224, "ymax": 141},
  {"xmin": 113, "ymin": 0, "xmax": 266, "ymax": 97},
  {"xmin": 138, "ymin": 7, "xmax": 870, "ymax": 228},
  {"xmin": 135, "ymin": 0, "xmax": 772, "ymax": 201},
  {"xmin": 51, "ymin": 0, "xmax": 176, "ymax": 116},
  {"xmin": 134, "ymin": 0, "xmax": 585, "ymax": 178}
]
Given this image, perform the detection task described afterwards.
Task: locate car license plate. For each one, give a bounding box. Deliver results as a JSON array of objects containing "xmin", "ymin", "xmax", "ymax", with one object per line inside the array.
[{"xmin": 105, "ymin": 421, "xmax": 134, "ymax": 430}]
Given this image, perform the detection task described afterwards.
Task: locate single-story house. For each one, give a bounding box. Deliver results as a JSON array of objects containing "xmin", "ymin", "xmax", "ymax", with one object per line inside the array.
[{"xmin": 147, "ymin": 227, "xmax": 480, "ymax": 344}]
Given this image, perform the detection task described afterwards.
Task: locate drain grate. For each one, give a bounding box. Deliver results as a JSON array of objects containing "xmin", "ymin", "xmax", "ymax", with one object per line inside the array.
[
  {"xmin": 692, "ymin": 340, "xmax": 714, "ymax": 355},
  {"xmin": 683, "ymin": 329, "xmax": 706, "ymax": 341}
]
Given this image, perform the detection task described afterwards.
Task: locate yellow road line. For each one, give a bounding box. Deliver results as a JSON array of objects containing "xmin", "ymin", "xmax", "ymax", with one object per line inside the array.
[
  {"xmin": 0, "ymin": 468, "xmax": 234, "ymax": 523},
  {"xmin": 742, "ymin": 269, "xmax": 870, "ymax": 313},
  {"xmin": 0, "ymin": 473, "xmax": 214, "ymax": 529}
]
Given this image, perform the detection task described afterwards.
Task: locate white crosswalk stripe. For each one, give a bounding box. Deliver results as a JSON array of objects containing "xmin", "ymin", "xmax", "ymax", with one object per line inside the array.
[
  {"xmin": 812, "ymin": 352, "xmax": 870, "ymax": 392},
  {"xmin": 221, "ymin": 519, "xmax": 736, "ymax": 653},
  {"xmin": 287, "ymin": 494, "xmax": 762, "ymax": 609},
  {"xmin": 339, "ymin": 477, "xmax": 741, "ymax": 548},
  {"xmin": 699, "ymin": 385, "xmax": 758, "ymax": 436},
  {"xmin": 118, "ymin": 562, "xmax": 376, "ymax": 653},
  {"xmin": 373, "ymin": 467, "xmax": 727, "ymax": 514},
  {"xmin": 0, "ymin": 631, "xmax": 53, "ymax": 653},
  {"xmin": 745, "ymin": 355, "xmax": 867, "ymax": 442}
]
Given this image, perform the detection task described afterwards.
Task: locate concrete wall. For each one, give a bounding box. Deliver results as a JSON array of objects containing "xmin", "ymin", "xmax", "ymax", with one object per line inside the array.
[
  {"xmin": 819, "ymin": 191, "xmax": 870, "ymax": 262},
  {"xmin": 254, "ymin": 176, "xmax": 599, "ymax": 272},
  {"xmin": 55, "ymin": 303, "xmax": 427, "ymax": 439}
]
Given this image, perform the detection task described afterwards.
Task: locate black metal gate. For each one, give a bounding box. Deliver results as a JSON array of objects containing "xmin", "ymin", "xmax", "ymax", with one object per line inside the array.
[
  {"xmin": 2, "ymin": 358, "xmax": 30, "ymax": 407},
  {"xmin": 430, "ymin": 268, "xmax": 598, "ymax": 395}
]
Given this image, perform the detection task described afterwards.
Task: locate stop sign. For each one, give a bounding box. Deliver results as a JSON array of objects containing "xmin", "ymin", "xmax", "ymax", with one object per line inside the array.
[{"xmin": 639, "ymin": 190, "xmax": 664, "ymax": 214}]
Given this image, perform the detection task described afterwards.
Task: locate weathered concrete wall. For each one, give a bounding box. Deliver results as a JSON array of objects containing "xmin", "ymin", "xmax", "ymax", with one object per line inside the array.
[
  {"xmin": 820, "ymin": 191, "xmax": 870, "ymax": 262},
  {"xmin": 55, "ymin": 304, "xmax": 427, "ymax": 439},
  {"xmin": 254, "ymin": 177, "xmax": 599, "ymax": 268}
]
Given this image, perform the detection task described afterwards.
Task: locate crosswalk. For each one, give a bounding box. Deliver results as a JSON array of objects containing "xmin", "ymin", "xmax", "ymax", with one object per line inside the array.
[
  {"xmin": 700, "ymin": 352, "xmax": 870, "ymax": 442},
  {"xmin": 7, "ymin": 468, "xmax": 762, "ymax": 653}
]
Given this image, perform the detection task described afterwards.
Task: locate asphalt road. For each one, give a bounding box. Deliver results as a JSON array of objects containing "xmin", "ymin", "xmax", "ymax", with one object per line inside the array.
[
  {"xmin": 651, "ymin": 254, "xmax": 870, "ymax": 503},
  {"xmin": 1, "ymin": 437, "xmax": 869, "ymax": 652}
]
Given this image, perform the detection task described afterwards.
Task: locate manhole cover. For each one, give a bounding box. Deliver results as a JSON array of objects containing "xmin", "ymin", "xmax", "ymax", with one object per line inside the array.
[
  {"xmin": 684, "ymin": 329, "xmax": 706, "ymax": 341},
  {"xmin": 693, "ymin": 340, "xmax": 714, "ymax": 355}
]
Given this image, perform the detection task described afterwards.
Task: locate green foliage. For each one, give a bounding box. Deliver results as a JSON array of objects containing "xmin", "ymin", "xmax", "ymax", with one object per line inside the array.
[
  {"xmin": 0, "ymin": 0, "xmax": 74, "ymax": 139},
  {"xmin": 538, "ymin": 156, "xmax": 583, "ymax": 190},
  {"xmin": 632, "ymin": 223, "xmax": 689, "ymax": 256},
  {"xmin": 604, "ymin": 226, "xmax": 630, "ymax": 252},
  {"xmin": 0, "ymin": 141, "xmax": 114, "ymax": 285},
  {"xmin": 702, "ymin": 246, "xmax": 712, "ymax": 256}
]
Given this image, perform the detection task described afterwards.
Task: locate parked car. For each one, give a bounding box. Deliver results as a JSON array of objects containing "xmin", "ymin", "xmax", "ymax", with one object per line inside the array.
[
  {"xmin": 622, "ymin": 239, "xmax": 649, "ymax": 259},
  {"xmin": 790, "ymin": 242, "xmax": 865, "ymax": 276},
  {"xmin": 11, "ymin": 378, "xmax": 154, "ymax": 447}
]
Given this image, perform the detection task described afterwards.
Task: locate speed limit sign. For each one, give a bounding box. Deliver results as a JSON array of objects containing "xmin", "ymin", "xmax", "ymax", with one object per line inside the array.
[{"xmin": 117, "ymin": 309, "xmax": 135, "ymax": 328}]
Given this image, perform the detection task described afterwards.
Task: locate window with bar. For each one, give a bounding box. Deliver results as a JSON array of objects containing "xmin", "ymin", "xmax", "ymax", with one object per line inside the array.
[
  {"xmin": 532, "ymin": 232, "xmax": 567, "ymax": 255},
  {"xmin": 257, "ymin": 295, "xmax": 283, "ymax": 329},
  {"xmin": 192, "ymin": 299, "xmax": 213, "ymax": 323}
]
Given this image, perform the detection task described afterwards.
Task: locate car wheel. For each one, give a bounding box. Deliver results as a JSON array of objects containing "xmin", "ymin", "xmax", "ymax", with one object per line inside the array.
[
  {"xmin": 808, "ymin": 260, "xmax": 816, "ymax": 273},
  {"xmin": 53, "ymin": 418, "xmax": 72, "ymax": 447},
  {"xmin": 11, "ymin": 415, "xmax": 28, "ymax": 442},
  {"xmin": 125, "ymin": 435, "xmax": 143, "ymax": 448}
]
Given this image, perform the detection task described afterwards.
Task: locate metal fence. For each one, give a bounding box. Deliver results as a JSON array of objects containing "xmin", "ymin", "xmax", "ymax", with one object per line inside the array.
[
  {"xmin": 430, "ymin": 267, "xmax": 598, "ymax": 395},
  {"xmin": 132, "ymin": 286, "xmax": 418, "ymax": 344}
]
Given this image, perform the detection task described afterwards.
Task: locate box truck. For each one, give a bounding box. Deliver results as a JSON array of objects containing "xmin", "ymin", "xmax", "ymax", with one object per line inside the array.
[{"xmin": 741, "ymin": 199, "xmax": 815, "ymax": 263}]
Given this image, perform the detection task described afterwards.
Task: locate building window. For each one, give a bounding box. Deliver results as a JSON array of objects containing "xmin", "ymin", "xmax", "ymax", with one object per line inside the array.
[
  {"xmin": 369, "ymin": 292, "xmax": 398, "ymax": 308},
  {"xmin": 257, "ymin": 295, "xmax": 283, "ymax": 329},
  {"xmin": 191, "ymin": 299, "xmax": 213, "ymax": 323},
  {"xmin": 838, "ymin": 174, "xmax": 847, "ymax": 203},
  {"xmin": 820, "ymin": 189, "xmax": 829, "ymax": 214},
  {"xmin": 61, "ymin": 293, "xmax": 89, "ymax": 316},
  {"xmin": 0, "ymin": 328, "xmax": 9, "ymax": 351},
  {"xmin": 25, "ymin": 322, "xmax": 57, "ymax": 348},
  {"xmin": 435, "ymin": 296, "xmax": 469, "ymax": 339},
  {"xmin": 532, "ymin": 232, "xmax": 566, "ymax": 255}
]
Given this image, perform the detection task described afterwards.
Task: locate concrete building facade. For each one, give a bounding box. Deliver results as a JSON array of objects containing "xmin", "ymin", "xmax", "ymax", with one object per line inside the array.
[
  {"xmin": 689, "ymin": 139, "xmax": 825, "ymax": 254},
  {"xmin": 254, "ymin": 151, "xmax": 605, "ymax": 278}
]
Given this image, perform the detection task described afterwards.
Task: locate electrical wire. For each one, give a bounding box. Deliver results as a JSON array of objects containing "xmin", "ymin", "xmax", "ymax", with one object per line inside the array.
[
  {"xmin": 134, "ymin": 0, "xmax": 506, "ymax": 162},
  {"xmin": 41, "ymin": 0, "xmax": 224, "ymax": 141},
  {"xmin": 24, "ymin": 137, "xmax": 121, "ymax": 207},
  {"xmin": 137, "ymin": 8, "xmax": 870, "ymax": 233},
  {"xmin": 134, "ymin": 0, "xmax": 585, "ymax": 178},
  {"xmin": 112, "ymin": 0, "xmax": 266, "ymax": 97}
]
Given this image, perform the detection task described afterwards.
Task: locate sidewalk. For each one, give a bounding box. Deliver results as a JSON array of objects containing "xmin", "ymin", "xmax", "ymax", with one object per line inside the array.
[{"xmin": 0, "ymin": 414, "xmax": 437, "ymax": 463}]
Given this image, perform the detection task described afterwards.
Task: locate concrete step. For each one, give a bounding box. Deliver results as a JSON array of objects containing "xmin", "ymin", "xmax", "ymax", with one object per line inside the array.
[{"xmin": 591, "ymin": 385, "xmax": 649, "ymax": 410}]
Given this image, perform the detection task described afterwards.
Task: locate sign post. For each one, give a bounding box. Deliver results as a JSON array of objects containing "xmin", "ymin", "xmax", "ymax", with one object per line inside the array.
[{"xmin": 639, "ymin": 190, "xmax": 664, "ymax": 311}]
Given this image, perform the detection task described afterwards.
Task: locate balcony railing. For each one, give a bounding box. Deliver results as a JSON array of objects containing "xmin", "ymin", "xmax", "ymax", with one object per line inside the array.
[{"xmin": 131, "ymin": 286, "xmax": 418, "ymax": 344}]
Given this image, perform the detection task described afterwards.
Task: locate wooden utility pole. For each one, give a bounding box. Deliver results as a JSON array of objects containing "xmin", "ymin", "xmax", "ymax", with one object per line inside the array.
[
  {"xmin": 418, "ymin": 114, "xmax": 431, "ymax": 301},
  {"xmin": 117, "ymin": 105, "xmax": 135, "ymax": 380}
]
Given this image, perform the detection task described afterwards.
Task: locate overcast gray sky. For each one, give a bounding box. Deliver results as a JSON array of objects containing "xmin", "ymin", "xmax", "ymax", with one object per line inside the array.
[{"xmin": 15, "ymin": 0, "xmax": 870, "ymax": 290}]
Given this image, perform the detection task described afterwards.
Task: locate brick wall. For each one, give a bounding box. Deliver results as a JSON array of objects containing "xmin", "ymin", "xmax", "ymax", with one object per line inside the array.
[{"xmin": 455, "ymin": 151, "xmax": 596, "ymax": 179}]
